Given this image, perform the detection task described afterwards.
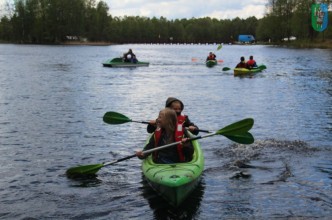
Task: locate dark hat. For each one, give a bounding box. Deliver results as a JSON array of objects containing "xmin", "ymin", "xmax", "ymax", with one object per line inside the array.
[{"xmin": 165, "ymin": 97, "xmax": 184, "ymax": 110}]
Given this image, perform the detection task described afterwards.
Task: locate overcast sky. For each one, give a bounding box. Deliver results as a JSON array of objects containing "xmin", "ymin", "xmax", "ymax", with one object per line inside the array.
[
  {"xmin": 104, "ymin": 0, "xmax": 267, "ymax": 19},
  {"xmin": 0, "ymin": 0, "xmax": 267, "ymax": 20}
]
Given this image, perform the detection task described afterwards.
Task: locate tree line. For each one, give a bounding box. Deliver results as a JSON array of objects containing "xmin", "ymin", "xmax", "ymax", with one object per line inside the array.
[{"xmin": 0, "ymin": 0, "xmax": 331, "ymax": 44}]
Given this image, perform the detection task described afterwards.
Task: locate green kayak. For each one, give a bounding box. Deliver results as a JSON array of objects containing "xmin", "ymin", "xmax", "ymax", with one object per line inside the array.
[
  {"xmin": 142, "ymin": 132, "xmax": 204, "ymax": 207},
  {"xmin": 234, "ymin": 64, "xmax": 267, "ymax": 76},
  {"xmin": 102, "ymin": 58, "xmax": 149, "ymax": 67},
  {"xmin": 206, "ymin": 59, "xmax": 217, "ymax": 67}
]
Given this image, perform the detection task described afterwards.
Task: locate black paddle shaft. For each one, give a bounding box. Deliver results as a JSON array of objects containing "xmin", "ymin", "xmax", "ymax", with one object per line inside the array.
[{"xmin": 131, "ymin": 120, "xmax": 150, "ymax": 124}]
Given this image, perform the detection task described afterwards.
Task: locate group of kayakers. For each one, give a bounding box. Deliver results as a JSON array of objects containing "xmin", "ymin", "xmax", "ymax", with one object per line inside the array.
[
  {"xmin": 136, "ymin": 97, "xmax": 198, "ymax": 164},
  {"xmin": 118, "ymin": 53, "xmax": 256, "ymax": 165},
  {"xmin": 124, "ymin": 48, "xmax": 257, "ymax": 70},
  {"xmin": 205, "ymin": 52, "xmax": 257, "ymax": 69},
  {"xmin": 235, "ymin": 55, "xmax": 257, "ymax": 69}
]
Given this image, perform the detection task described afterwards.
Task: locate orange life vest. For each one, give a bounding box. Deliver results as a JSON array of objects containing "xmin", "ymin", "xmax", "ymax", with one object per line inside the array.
[
  {"xmin": 153, "ymin": 116, "xmax": 186, "ymax": 162},
  {"xmin": 247, "ymin": 59, "xmax": 256, "ymax": 66}
]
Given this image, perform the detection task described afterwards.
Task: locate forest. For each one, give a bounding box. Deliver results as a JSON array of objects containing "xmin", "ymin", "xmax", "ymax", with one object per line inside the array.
[{"xmin": 0, "ymin": 0, "xmax": 331, "ymax": 44}]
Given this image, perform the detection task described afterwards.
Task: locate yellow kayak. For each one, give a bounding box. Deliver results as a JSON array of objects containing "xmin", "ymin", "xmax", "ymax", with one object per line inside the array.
[{"xmin": 234, "ymin": 65, "xmax": 267, "ymax": 76}]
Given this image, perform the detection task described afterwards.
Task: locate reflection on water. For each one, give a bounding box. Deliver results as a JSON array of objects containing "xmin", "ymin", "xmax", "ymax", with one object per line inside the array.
[
  {"xmin": 69, "ymin": 175, "xmax": 103, "ymax": 187},
  {"xmin": 142, "ymin": 177, "xmax": 205, "ymax": 220}
]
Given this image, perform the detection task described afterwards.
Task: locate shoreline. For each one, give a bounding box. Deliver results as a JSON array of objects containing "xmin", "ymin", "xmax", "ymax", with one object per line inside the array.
[
  {"xmin": 1, "ymin": 40, "xmax": 331, "ymax": 49},
  {"xmin": 279, "ymin": 39, "xmax": 332, "ymax": 49},
  {"xmin": 60, "ymin": 41, "xmax": 114, "ymax": 46}
]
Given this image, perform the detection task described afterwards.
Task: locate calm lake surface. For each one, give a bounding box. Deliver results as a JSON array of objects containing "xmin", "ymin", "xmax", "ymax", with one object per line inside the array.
[{"xmin": 0, "ymin": 43, "xmax": 331, "ymax": 219}]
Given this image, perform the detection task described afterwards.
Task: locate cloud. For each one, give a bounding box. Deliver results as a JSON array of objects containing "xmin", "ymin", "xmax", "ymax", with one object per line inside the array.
[
  {"xmin": 0, "ymin": 0, "xmax": 267, "ymax": 20},
  {"xmin": 206, "ymin": 5, "xmax": 266, "ymax": 20},
  {"xmin": 105, "ymin": 0, "xmax": 267, "ymax": 19}
]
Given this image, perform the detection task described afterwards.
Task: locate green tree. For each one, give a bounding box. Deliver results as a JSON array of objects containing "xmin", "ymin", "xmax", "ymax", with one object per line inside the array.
[
  {"xmin": 169, "ymin": 19, "xmax": 185, "ymax": 43},
  {"xmin": 0, "ymin": 16, "xmax": 12, "ymax": 41}
]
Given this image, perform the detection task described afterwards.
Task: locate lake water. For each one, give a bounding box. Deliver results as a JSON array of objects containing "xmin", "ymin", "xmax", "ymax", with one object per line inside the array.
[{"xmin": 0, "ymin": 43, "xmax": 331, "ymax": 219}]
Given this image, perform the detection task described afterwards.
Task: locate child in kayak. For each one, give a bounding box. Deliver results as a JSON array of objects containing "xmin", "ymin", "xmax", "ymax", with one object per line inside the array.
[
  {"xmin": 147, "ymin": 97, "xmax": 199, "ymax": 135},
  {"xmin": 136, "ymin": 108, "xmax": 194, "ymax": 164}
]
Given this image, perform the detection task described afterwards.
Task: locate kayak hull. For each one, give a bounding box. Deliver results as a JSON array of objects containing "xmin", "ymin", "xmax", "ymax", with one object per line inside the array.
[
  {"xmin": 142, "ymin": 133, "xmax": 204, "ymax": 207},
  {"xmin": 234, "ymin": 64, "xmax": 266, "ymax": 76},
  {"xmin": 234, "ymin": 68, "xmax": 262, "ymax": 76},
  {"xmin": 206, "ymin": 60, "xmax": 217, "ymax": 67},
  {"xmin": 102, "ymin": 58, "xmax": 149, "ymax": 67}
]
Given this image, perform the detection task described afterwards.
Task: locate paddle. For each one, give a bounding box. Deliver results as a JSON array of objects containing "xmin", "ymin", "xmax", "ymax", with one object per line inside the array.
[
  {"xmin": 194, "ymin": 58, "xmax": 223, "ymax": 63},
  {"xmin": 66, "ymin": 118, "xmax": 254, "ymax": 177},
  {"xmin": 192, "ymin": 44, "xmax": 223, "ymax": 63},
  {"xmin": 103, "ymin": 111, "xmax": 149, "ymax": 125},
  {"xmin": 103, "ymin": 111, "xmax": 212, "ymax": 133},
  {"xmin": 222, "ymin": 65, "xmax": 267, "ymax": 71},
  {"xmin": 216, "ymin": 44, "xmax": 223, "ymax": 63}
]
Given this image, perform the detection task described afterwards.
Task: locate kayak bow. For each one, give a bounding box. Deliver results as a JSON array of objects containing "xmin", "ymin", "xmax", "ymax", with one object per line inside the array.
[{"xmin": 142, "ymin": 132, "xmax": 204, "ymax": 207}]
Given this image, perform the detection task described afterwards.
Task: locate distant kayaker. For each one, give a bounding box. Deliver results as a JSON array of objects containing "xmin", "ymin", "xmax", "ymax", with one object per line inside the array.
[
  {"xmin": 147, "ymin": 97, "xmax": 199, "ymax": 135},
  {"xmin": 136, "ymin": 108, "xmax": 194, "ymax": 164},
  {"xmin": 206, "ymin": 52, "xmax": 216, "ymax": 61},
  {"xmin": 247, "ymin": 55, "xmax": 257, "ymax": 68},
  {"xmin": 236, "ymin": 56, "xmax": 249, "ymax": 69},
  {"xmin": 123, "ymin": 49, "xmax": 137, "ymax": 63}
]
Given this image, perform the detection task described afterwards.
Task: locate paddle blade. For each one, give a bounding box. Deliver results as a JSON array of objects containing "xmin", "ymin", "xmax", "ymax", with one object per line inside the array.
[
  {"xmin": 217, "ymin": 44, "xmax": 222, "ymax": 50},
  {"xmin": 66, "ymin": 164, "xmax": 104, "ymax": 177},
  {"xmin": 216, "ymin": 118, "xmax": 254, "ymax": 136},
  {"xmin": 103, "ymin": 111, "xmax": 131, "ymax": 124},
  {"xmin": 222, "ymin": 67, "xmax": 231, "ymax": 71},
  {"xmin": 224, "ymin": 132, "xmax": 254, "ymax": 144}
]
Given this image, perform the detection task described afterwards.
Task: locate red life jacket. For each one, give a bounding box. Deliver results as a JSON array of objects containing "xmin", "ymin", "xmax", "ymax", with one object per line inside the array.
[
  {"xmin": 177, "ymin": 114, "xmax": 186, "ymax": 125},
  {"xmin": 153, "ymin": 117, "xmax": 186, "ymax": 162},
  {"xmin": 247, "ymin": 59, "xmax": 256, "ymax": 66},
  {"xmin": 207, "ymin": 54, "xmax": 216, "ymax": 60}
]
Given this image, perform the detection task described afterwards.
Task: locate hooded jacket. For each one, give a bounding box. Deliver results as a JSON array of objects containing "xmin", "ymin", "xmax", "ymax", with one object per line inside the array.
[{"xmin": 165, "ymin": 97, "xmax": 184, "ymax": 110}]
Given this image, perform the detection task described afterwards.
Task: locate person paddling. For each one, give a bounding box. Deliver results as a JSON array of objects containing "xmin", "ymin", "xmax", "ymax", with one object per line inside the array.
[
  {"xmin": 236, "ymin": 56, "xmax": 249, "ymax": 69},
  {"xmin": 136, "ymin": 108, "xmax": 194, "ymax": 164},
  {"xmin": 206, "ymin": 52, "xmax": 216, "ymax": 61},
  {"xmin": 147, "ymin": 97, "xmax": 199, "ymax": 135},
  {"xmin": 246, "ymin": 55, "xmax": 257, "ymax": 68}
]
